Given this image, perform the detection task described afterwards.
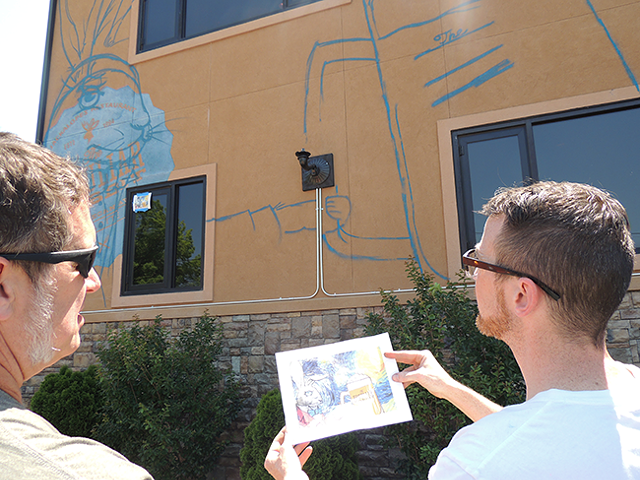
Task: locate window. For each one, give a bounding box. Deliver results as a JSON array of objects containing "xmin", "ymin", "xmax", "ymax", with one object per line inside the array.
[
  {"xmin": 122, "ymin": 176, "xmax": 205, "ymax": 295},
  {"xmin": 453, "ymin": 99, "xmax": 640, "ymax": 254},
  {"xmin": 138, "ymin": 0, "xmax": 324, "ymax": 52}
]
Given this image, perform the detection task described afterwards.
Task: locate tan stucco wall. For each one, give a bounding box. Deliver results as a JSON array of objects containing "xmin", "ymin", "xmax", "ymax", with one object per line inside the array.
[{"xmin": 40, "ymin": 0, "xmax": 640, "ymax": 320}]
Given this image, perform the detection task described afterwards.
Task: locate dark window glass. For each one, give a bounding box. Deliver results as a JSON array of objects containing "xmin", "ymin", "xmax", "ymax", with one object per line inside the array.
[
  {"xmin": 453, "ymin": 100, "xmax": 640, "ymax": 254},
  {"xmin": 132, "ymin": 190, "xmax": 168, "ymax": 286},
  {"xmin": 533, "ymin": 109, "xmax": 640, "ymax": 248},
  {"xmin": 140, "ymin": 0, "xmax": 323, "ymax": 52},
  {"xmin": 142, "ymin": 0, "xmax": 180, "ymax": 48},
  {"xmin": 123, "ymin": 177, "xmax": 205, "ymax": 295},
  {"xmin": 465, "ymin": 130, "xmax": 526, "ymax": 244},
  {"xmin": 175, "ymin": 182, "xmax": 204, "ymax": 288},
  {"xmin": 185, "ymin": 0, "xmax": 281, "ymax": 37}
]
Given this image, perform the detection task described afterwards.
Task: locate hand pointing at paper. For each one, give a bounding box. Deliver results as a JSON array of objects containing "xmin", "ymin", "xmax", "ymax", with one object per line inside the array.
[{"xmin": 385, "ymin": 350, "xmax": 502, "ymax": 422}]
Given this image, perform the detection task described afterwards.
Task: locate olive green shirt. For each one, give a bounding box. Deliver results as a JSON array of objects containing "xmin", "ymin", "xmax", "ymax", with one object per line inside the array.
[{"xmin": 0, "ymin": 389, "xmax": 152, "ymax": 479}]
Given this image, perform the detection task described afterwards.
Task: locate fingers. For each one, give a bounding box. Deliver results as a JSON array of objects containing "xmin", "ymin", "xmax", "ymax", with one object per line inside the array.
[
  {"xmin": 298, "ymin": 445, "xmax": 313, "ymax": 467},
  {"xmin": 293, "ymin": 441, "xmax": 310, "ymax": 457},
  {"xmin": 384, "ymin": 350, "xmax": 425, "ymax": 365},
  {"xmin": 271, "ymin": 426, "xmax": 287, "ymax": 448}
]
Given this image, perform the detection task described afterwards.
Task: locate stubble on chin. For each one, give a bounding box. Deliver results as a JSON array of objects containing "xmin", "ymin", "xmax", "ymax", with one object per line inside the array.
[{"xmin": 476, "ymin": 286, "xmax": 512, "ymax": 340}]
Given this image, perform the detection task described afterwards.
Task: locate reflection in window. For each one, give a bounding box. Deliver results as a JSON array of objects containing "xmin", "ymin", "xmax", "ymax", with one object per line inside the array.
[
  {"xmin": 453, "ymin": 100, "xmax": 640, "ymax": 253},
  {"xmin": 139, "ymin": 0, "xmax": 323, "ymax": 52},
  {"xmin": 123, "ymin": 177, "xmax": 205, "ymax": 295},
  {"xmin": 133, "ymin": 193, "xmax": 168, "ymax": 286}
]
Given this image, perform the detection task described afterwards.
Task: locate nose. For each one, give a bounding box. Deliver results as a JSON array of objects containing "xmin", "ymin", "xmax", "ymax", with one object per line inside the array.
[{"xmin": 85, "ymin": 267, "xmax": 102, "ymax": 293}]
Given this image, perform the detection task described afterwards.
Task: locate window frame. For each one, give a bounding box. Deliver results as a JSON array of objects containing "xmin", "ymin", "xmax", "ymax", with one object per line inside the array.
[
  {"xmin": 138, "ymin": 0, "xmax": 324, "ymax": 53},
  {"xmin": 451, "ymin": 97, "xmax": 640, "ymax": 255},
  {"xmin": 121, "ymin": 175, "xmax": 207, "ymax": 296},
  {"xmin": 110, "ymin": 163, "xmax": 216, "ymax": 309},
  {"xmin": 128, "ymin": 0, "xmax": 351, "ymax": 64}
]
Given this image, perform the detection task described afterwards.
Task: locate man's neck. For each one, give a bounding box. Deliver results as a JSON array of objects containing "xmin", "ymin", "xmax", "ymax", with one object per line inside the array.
[
  {"xmin": 0, "ymin": 336, "xmax": 25, "ymax": 403},
  {"xmin": 508, "ymin": 330, "xmax": 608, "ymax": 400}
]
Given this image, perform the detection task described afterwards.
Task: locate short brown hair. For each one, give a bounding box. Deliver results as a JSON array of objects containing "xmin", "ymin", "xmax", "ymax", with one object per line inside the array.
[
  {"xmin": 0, "ymin": 133, "xmax": 90, "ymax": 279},
  {"xmin": 481, "ymin": 181, "xmax": 634, "ymax": 346}
]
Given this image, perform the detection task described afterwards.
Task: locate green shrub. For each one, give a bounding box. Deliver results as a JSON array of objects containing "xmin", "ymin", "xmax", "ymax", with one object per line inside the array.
[
  {"xmin": 94, "ymin": 312, "xmax": 241, "ymax": 480},
  {"xmin": 30, "ymin": 365, "xmax": 102, "ymax": 438},
  {"xmin": 365, "ymin": 260, "xmax": 525, "ymax": 478},
  {"xmin": 240, "ymin": 388, "xmax": 362, "ymax": 480}
]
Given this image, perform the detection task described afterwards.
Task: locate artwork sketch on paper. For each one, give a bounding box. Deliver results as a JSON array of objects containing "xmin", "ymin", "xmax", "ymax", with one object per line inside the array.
[{"xmin": 276, "ymin": 333, "xmax": 412, "ymax": 443}]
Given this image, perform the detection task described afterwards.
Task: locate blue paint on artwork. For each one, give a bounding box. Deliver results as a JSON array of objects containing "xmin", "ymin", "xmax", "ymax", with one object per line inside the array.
[
  {"xmin": 432, "ymin": 59, "xmax": 515, "ymax": 107},
  {"xmin": 425, "ymin": 45, "xmax": 504, "ymax": 87},
  {"xmin": 43, "ymin": 1, "xmax": 175, "ymax": 307},
  {"xmin": 376, "ymin": 0, "xmax": 483, "ymax": 40},
  {"xmin": 585, "ymin": 0, "xmax": 639, "ymax": 92},
  {"xmin": 302, "ymin": 0, "xmax": 514, "ymax": 279},
  {"xmin": 414, "ymin": 22, "xmax": 495, "ymax": 60}
]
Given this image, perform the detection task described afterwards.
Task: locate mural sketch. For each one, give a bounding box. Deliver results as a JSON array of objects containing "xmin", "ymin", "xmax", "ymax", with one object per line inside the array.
[
  {"xmin": 290, "ymin": 348, "xmax": 393, "ymax": 428},
  {"xmin": 41, "ymin": 0, "xmax": 639, "ymax": 299},
  {"xmin": 302, "ymin": 0, "xmax": 512, "ymax": 279},
  {"xmin": 276, "ymin": 334, "xmax": 412, "ymax": 443},
  {"xmin": 43, "ymin": 0, "xmax": 175, "ymax": 284}
]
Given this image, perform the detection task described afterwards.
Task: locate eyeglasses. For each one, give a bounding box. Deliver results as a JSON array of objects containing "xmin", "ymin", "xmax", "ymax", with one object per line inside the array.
[
  {"xmin": 462, "ymin": 248, "xmax": 561, "ymax": 301},
  {"xmin": 1, "ymin": 246, "xmax": 99, "ymax": 278}
]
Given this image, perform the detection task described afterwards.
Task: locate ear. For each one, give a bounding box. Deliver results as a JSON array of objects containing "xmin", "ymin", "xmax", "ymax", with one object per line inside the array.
[
  {"xmin": 511, "ymin": 277, "xmax": 543, "ymax": 318},
  {"xmin": 0, "ymin": 258, "xmax": 17, "ymax": 321}
]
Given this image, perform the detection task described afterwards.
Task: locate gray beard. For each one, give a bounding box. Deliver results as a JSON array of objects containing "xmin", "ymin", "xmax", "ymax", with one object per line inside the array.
[{"xmin": 25, "ymin": 272, "xmax": 57, "ymax": 365}]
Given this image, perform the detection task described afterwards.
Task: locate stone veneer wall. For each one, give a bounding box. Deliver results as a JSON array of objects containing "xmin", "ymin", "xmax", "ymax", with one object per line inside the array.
[{"xmin": 22, "ymin": 293, "xmax": 640, "ymax": 480}]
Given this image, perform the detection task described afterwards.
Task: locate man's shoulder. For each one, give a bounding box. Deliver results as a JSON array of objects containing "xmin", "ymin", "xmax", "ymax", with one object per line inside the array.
[
  {"xmin": 431, "ymin": 386, "xmax": 640, "ymax": 479},
  {"xmin": 0, "ymin": 391, "xmax": 153, "ymax": 480}
]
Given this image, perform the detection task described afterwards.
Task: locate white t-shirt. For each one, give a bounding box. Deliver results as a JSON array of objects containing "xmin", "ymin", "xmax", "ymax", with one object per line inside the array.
[{"xmin": 429, "ymin": 364, "xmax": 640, "ymax": 480}]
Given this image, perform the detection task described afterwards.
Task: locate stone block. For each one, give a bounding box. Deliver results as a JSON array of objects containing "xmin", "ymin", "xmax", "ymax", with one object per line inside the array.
[
  {"xmin": 292, "ymin": 316, "xmax": 312, "ymax": 338},
  {"xmin": 340, "ymin": 314, "xmax": 357, "ymax": 329},
  {"xmin": 608, "ymin": 347, "xmax": 632, "ymax": 364},
  {"xmin": 322, "ymin": 314, "xmax": 340, "ymax": 338},
  {"xmin": 264, "ymin": 356, "xmax": 277, "ymax": 374},
  {"xmin": 248, "ymin": 322, "xmax": 265, "ymax": 345},
  {"xmin": 620, "ymin": 309, "xmax": 640, "ymax": 321},
  {"xmin": 607, "ymin": 328, "xmax": 629, "ymax": 344},
  {"xmin": 73, "ymin": 352, "xmax": 96, "ymax": 368},
  {"xmin": 264, "ymin": 331, "xmax": 281, "ymax": 355},
  {"xmin": 232, "ymin": 356, "xmax": 241, "ymax": 374},
  {"xmin": 248, "ymin": 356, "xmax": 264, "ymax": 373},
  {"xmin": 618, "ymin": 293, "xmax": 633, "ymax": 310}
]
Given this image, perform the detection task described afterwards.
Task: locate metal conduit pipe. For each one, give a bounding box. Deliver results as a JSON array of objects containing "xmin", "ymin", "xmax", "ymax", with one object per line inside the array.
[{"xmin": 82, "ymin": 187, "xmax": 414, "ymax": 315}]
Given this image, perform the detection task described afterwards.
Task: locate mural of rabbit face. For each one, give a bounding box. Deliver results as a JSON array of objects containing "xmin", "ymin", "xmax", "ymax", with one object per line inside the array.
[{"xmin": 43, "ymin": 0, "xmax": 174, "ymax": 274}]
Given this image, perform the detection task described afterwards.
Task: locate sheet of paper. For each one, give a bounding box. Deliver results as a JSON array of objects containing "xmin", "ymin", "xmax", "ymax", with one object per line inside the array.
[{"xmin": 276, "ymin": 333, "xmax": 413, "ymax": 444}]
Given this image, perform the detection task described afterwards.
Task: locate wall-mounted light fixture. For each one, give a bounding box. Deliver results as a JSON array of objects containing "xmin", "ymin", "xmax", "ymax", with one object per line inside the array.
[{"xmin": 295, "ymin": 149, "xmax": 334, "ymax": 191}]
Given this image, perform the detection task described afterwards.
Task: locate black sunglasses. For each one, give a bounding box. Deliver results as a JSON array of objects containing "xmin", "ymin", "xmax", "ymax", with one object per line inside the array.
[
  {"xmin": 462, "ymin": 248, "xmax": 561, "ymax": 301},
  {"xmin": 1, "ymin": 246, "xmax": 99, "ymax": 278}
]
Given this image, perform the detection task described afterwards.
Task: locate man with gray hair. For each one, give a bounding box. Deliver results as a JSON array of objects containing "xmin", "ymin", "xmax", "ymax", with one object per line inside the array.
[
  {"xmin": 266, "ymin": 181, "xmax": 640, "ymax": 479},
  {"xmin": 0, "ymin": 132, "xmax": 152, "ymax": 479}
]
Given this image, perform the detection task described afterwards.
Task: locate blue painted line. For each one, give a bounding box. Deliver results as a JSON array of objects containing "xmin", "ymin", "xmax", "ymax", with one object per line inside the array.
[
  {"xmin": 286, "ymin": 227, "xmax": 316, "ymax": 234},
  {"xmin": 425, "ymin": 44, "xmax": 503, "ymax": 87},
  {"xmin": 415, "ymin": 22, "xmax": 495, "ymax": 61},
  {"xmin": 585, "ymin": 0, "xmax": 639, "ymax": 92},
  {"xmin": 323, "ymin": 234, "xmax": 410, "ymax": 261},
  {"xmin": 432, "ymin": 59, "xmax": 514, "ymax": 107},
  {"xmin": 378, "ymin": 0, "xmax": 483, "ymax": 40},
  {"xmin": 304, "ymin": 38, "xmax": 371, "ymax": 134}
]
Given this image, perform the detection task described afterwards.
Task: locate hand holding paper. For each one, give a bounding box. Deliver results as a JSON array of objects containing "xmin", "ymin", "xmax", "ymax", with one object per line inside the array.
[{"xmin": 264, "ymin": 427, "xmax": 311, "ymax": 480}]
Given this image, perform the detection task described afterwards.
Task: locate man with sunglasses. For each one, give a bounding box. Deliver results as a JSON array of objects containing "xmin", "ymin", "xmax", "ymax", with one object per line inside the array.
[
  {"xmin": 266, "ymin": 181, "xmax": 640, "ymax": 479},
  {"xmin": 0, "ymin": 133, "xmax": 152, "ymax": 479}
]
